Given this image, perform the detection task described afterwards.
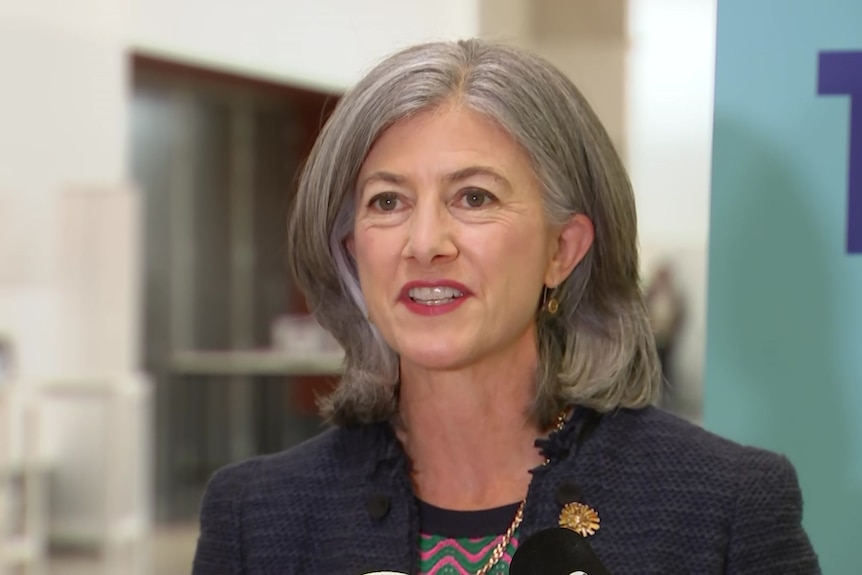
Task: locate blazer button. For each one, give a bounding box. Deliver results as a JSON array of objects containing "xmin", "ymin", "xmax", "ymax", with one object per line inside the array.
[
  {"xmin": 366, "ymin": 494, "xmax": 391, "ymax": 520},
  {"xmin": 555, "ymin": 481, "xmax": 582, "ymax": 506}
]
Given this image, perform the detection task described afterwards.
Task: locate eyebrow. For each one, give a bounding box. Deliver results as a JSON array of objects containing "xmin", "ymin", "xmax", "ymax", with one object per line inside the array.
[
  {"xmin": 443, "ymin": 166, "xmax": 510, "ymax": 189},
  {"xmin": 358, "ymin": 166, "xmax": 511, "ymax": 193},
  {"xmin": 358, "ymin": 171, "xmax": 407, "ymax": 192}
]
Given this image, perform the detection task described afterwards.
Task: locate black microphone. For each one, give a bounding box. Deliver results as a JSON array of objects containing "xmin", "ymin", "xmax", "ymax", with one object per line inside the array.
[{"xmin": 509, "ymin": 527, "xmax": 611, "ymax": 575}]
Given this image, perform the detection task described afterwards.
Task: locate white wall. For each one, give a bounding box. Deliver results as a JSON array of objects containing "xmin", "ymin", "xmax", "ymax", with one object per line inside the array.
[
  {"xmin": 0, "ymin": 0, "xmax": 149, "ymax": 548},
  {"xmin": 132, "ymin": 0, "xmax": 479, "ymax": 92},
  {"xmin": 0, "ymin": 0, "xmax": 132, "ymax": 380},
  {"xmin": 0, "ymin": 1, "xmax": 129, "ymax": 193},
  {"xmin": 627, "ymin": 0, "xmax": 718, "ymax": 419}
]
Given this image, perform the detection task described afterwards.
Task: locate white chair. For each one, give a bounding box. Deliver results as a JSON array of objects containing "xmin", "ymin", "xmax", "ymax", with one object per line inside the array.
[
  {"xmin": 0, "ymin": 386, "xmax": 47, "ymax": 575},
  {"xmin": 37, "ymin": 376, "xmax": 152, "ymax": 575}
]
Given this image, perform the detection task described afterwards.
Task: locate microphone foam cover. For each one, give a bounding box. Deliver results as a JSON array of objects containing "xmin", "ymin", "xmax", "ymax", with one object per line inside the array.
[{"xmin": 509, "ymin": 527, "xmax": 610, "ymax": 575}]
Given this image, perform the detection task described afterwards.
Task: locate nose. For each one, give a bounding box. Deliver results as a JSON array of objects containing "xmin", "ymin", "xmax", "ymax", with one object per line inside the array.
[{"xmin": 402, "ymin": 197, "xmax": 457, "ymax": 266}]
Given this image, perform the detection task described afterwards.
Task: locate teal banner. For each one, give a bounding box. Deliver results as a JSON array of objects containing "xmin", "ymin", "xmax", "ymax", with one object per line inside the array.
[{"xmin": 707, "ymin": 0, "xmax": 862, "ymax": 571}]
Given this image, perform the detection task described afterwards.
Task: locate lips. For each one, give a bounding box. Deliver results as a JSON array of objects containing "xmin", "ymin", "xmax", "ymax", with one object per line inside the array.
[
  {"xmin": 399, "ymin": 280, "xmax": 472, "ymax": 307},
  {"xmin": 407, "ymin": 285, "xmax": 463, "ymax": 305}
]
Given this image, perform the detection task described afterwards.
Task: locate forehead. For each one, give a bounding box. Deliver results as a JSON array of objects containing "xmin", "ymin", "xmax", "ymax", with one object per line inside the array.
[{"xmin": 358, "ymin": 104, "xmax": 535, "ymax": 179}]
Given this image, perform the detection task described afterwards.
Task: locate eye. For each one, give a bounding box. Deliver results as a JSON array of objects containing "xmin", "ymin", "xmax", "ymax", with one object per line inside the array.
[
  {"xmin": 458, "ymin": 188, "xmax": 495, "ymax": 208},
  {"xmin": 368, "ymin": 192, "xmax": 402, "ymax": 212}
]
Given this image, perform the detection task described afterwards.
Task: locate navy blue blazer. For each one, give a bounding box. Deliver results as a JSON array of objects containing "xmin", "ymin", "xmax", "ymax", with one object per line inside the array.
[{"xmin": 192, "ymin": 406, "xmax": 820, "ymax": 574}]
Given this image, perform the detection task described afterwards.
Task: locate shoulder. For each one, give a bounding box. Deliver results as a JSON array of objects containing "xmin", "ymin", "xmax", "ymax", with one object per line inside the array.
[
  {"xmin": 203, "ymin": 422, "xmax": 383, "ymax": 504},
  {"xmin": 193, "ymin": 424, "xmax": 385, "ymax": 574},
  {"xmin": 599, "ymin": 406, "xmax": 791, "ymax": 480},
  {"xmin": 588, "ymin": 407, "xmax": 819, "ymax": 572},
  {"xmin": 200, "ymin": 427, "xmax": 338, "ymax": 498},
  {"xmin": 577, "ymin": 406, "xmax": 804, "ymax": 531}
]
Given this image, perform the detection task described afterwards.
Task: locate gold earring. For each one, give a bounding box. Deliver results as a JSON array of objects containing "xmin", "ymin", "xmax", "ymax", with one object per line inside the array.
[{"xmin": 543, "ymin": 285, "xmax": 559, "ymax": 315}]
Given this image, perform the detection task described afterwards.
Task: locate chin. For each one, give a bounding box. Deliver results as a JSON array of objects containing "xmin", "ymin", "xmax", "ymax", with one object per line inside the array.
[{"xmin": 397, "ymin": 344, "xmax": 472, "ymax": 372}]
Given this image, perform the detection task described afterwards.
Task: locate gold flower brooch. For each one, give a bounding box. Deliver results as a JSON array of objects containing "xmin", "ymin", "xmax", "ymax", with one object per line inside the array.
[{"xmin": 558, "ymin": 502, "xmax": 600, "ymax": 537}]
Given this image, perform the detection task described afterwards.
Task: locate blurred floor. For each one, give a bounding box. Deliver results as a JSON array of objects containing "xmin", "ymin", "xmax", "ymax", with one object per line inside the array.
[{"xmin": 48, "ymin": 524, "xmax": 198, "ymax": 575}]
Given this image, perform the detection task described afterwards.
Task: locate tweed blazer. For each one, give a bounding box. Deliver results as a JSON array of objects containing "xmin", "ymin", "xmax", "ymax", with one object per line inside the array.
[{"xmin": 192, "ymin": 406, "xmax": 820, "ymax": 574}]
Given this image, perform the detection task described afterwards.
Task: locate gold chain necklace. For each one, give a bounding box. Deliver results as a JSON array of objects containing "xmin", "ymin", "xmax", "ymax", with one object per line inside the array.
[{"xmin": 474, "ymin": 410, "xmax": 568, "ymax": 575}]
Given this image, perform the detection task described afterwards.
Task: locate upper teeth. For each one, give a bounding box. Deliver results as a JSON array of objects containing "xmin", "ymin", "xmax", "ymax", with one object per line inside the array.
[{"xmin": 408, "ymin": 286, "xmax": 463, "ymax": 301}]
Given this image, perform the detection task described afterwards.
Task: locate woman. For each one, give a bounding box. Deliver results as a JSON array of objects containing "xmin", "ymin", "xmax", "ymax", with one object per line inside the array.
[{"xmin": 193, "ymin": 40, "xmax": 819, "ymax": 574}]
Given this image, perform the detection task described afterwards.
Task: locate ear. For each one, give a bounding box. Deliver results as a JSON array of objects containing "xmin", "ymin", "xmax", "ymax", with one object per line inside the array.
[
  {"xmin": 544, "ymin": 214, "xmax": 594, "ymax": 287},
  {"xmin": 345, "ymin": 234, "xmax": 356, "ymax": 257}
]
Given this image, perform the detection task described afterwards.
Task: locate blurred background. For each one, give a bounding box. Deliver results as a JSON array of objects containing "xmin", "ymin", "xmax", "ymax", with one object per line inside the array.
[{"xmin": 1, "ymin": 0, "xmax": 723, "ymax": 572}]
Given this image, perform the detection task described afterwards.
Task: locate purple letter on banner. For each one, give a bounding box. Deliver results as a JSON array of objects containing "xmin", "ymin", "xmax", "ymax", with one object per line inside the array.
[{"xmin": 818, "ymin": 51, "xmax": 862, "ymax": 254}]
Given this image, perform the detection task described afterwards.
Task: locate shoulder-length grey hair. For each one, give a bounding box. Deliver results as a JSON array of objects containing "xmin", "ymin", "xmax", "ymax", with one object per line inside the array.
[{"xmin": 288, "ymin": 39, "xmax": 661, "ymax": 427}]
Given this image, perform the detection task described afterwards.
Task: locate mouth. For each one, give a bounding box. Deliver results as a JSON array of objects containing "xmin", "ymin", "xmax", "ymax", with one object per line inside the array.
[
  {"xmin": 406, "ymin": 285, "xmax": 465, "ymax": 306},
  {"xmin": 400, "ymin": 279, "xmax": 473, "ymax": 311}
]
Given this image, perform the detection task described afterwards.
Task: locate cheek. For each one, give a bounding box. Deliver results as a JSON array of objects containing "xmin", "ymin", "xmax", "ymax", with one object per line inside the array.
[
  {"xmin": 352, "ymin": 232, "xmax": 396, "ymax": 300},
  {"xmin": 469, "ymin": 223, "xmax": 550, "ymax": 276},
  {"xmin": 354, "ymin": 234, "xmax": 382, "ymax": 272}
]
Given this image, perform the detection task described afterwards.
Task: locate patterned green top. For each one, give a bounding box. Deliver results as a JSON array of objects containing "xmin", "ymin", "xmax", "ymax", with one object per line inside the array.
[
  {"xmin": 418, "ymin": 532, "xmax": 519, "ymax": 574},
  {"xmin": 416, "ymin": 499, "xmax": 521, "ymax": 575}
]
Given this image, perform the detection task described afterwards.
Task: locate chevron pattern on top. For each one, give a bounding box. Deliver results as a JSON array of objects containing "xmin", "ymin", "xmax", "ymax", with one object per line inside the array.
[{"xmin": 418, "ymin": 533, "xmax": 520, "ymax": 575}]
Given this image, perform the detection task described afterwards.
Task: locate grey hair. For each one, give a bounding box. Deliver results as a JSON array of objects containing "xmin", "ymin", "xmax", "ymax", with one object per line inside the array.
[{"xmin": 287, "ymin": 39, "xmax": 661, "ymax": 427}]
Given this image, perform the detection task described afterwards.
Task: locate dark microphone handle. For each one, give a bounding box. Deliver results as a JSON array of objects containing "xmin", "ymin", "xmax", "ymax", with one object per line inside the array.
[{"xmin": 509, "ymin": 528, "xmax": 611, "ymax": 575}]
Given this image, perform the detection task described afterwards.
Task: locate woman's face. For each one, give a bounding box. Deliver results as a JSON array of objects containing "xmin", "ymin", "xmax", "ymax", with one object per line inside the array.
[{"xmin": 350, "ymin": 104, "xmax": 575, "ymax": 374}]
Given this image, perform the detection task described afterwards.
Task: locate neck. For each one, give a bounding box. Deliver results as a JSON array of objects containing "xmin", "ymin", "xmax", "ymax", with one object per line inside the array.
[{"xmin": 396, "ymin": 345, "xmax": 551, "ymax": 510}]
